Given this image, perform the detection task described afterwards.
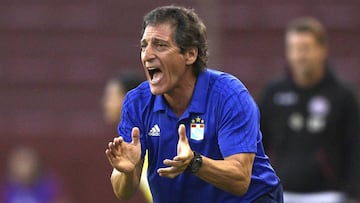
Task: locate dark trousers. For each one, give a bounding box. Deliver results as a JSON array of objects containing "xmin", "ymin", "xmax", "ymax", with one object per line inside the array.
[{"xmin": 253, "ymin": 183, "xmax": 284, "ymax": 203}]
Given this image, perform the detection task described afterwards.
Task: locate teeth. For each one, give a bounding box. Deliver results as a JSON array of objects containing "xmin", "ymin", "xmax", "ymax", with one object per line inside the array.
[
  {"xmin": 147, "ymin": 67, "xmax": 159, "ymax": 70},
  {"xmin": 147, "ymin": 67, "xmax": 160, "ymax": 80}
]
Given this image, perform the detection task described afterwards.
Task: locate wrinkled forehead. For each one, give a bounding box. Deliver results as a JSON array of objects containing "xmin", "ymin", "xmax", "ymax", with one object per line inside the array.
[{"xmin": 141, "ymin": 22, "xmax": 175, "ymax": 41}]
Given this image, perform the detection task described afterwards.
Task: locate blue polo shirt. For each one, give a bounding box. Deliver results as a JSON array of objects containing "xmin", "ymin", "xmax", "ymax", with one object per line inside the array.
[{"xmin": 118, "ymin": 69, "xmax": 280, "ymax": 203}]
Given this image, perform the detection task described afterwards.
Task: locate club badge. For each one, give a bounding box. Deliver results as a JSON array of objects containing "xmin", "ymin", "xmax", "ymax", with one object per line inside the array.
[{"xmin": 190, "ymin": 116, "xmax": 205, "ymax": 141}]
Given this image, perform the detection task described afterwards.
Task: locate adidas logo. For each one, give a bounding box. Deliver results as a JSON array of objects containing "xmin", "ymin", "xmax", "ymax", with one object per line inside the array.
[{"xmin": 148, "ymin": 124, "xmax": 160, "ymax": 136}]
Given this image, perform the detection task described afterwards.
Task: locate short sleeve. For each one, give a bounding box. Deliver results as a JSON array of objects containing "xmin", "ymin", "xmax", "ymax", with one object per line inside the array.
[
  {"xmin": 218, "ymin": 89, "xmax": 259, "ymax": 157},
  {"xmin": 117, "ymin": 94, "xmax": 147, "ymax": 159}
]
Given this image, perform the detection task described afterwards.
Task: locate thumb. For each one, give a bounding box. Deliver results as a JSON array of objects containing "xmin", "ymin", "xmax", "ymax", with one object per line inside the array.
[
  {"xmin": 178, "ymin": 124, "xmax": 188, "ymax": 143},
  {"xmin": 131, "ymin": 127, "xmax": 140, "ymax": 145}
]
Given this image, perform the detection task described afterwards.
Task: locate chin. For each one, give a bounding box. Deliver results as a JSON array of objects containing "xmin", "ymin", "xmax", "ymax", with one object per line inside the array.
[{"xmin": 149, "ymin": 86, "xmax": 164, "ymax": 95}]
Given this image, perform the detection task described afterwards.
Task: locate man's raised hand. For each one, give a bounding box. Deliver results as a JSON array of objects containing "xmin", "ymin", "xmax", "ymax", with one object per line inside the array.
[
  {"xmin": 158, "ymin": 124, "xmax": 194, "ymax": 178},
  {"xmin": 105, "ymin": 127, "xmax": 141, "ymax": 173}
]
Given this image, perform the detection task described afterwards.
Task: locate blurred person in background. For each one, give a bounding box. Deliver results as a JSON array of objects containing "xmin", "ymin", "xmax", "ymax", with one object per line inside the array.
[
  {"xmin": 1, "ymin": 146, "xmax": 68, "ymax": 203},
  {"xmin": 103, "ymin": 73, "xmax": 145, "ymax": 126},
  {"xmin": 102, "ymin": 73, "xmax": 152, "ymax": 203},
  {"xmin": 258, "ymin": 17, "xmax": 360, "ymax": 203}
]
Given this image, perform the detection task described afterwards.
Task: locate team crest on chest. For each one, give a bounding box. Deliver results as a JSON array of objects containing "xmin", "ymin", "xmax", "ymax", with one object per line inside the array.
[{"xmin": 190, "ymin": 116, "xmax": 205, "ymax": 141}]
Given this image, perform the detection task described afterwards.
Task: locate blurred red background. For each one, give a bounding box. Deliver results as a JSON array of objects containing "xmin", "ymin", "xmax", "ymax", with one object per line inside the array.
[{"xmin": 0, "ymin": 0, "xmax": 359, "ymax": 202}]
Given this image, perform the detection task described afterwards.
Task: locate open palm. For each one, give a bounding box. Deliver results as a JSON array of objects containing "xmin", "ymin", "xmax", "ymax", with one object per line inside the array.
[{"xmin": 106, "ymin": 127, "xmax": 141, "ymax": 173}]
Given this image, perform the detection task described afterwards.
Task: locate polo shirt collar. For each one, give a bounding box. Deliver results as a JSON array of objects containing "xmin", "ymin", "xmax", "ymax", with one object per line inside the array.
[{"xmin": 153, "ymin": 69, "xmax": 210, "ymax": 114}]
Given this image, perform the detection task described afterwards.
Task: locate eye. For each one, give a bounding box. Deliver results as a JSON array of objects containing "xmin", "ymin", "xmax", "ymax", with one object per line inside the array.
[
  {"xmin": 140, "ymin": 43, "xmax": 147, "ymax": 51},
  {"xmin": 156, "ymin": 42, "xmax": 167, "ymax": 47},
  {"xmin": 154, "ymin": 41, "xmax": 169, "ymax": 51}
]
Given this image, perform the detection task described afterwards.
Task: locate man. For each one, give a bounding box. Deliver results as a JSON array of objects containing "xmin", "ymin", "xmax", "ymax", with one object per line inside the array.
[
  {"xmin": 102, "ymin": 73, "xmax": 145, "ymax": 125},
  {"xmin": 105, "ymin": 6, "xmax": 282, "ymax": 202},
  {"xmin": 258, "ymin": 17, "xmax": 360, "ymax": 203}
]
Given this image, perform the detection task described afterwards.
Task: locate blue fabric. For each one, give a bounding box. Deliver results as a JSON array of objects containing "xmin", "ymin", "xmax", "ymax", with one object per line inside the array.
[
  {"xmin": 2, "ymin": 175, "xmax": 59, "ymax": 203},
  {"xmin": 118, "ymin": 69, "xmax": 280, "ymax": 203},
  {"xmin": 253, "ymin": 183, "xmax": 284, "ymax": 203}
]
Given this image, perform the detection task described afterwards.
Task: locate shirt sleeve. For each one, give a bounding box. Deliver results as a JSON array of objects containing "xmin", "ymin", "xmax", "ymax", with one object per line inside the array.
[
  {"xmin": 218, "ymin": 88, "xmax": 259, "ymax": 157},
  {"xmin": 117, "ymin": 93, "xmax": 147, "ymax": 159}
]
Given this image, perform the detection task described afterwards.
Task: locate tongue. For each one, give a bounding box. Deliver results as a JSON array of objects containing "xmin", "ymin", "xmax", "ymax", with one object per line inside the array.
[{"xmin": 152, "ymin": 71, "xmax": 163, "ymax": 83}]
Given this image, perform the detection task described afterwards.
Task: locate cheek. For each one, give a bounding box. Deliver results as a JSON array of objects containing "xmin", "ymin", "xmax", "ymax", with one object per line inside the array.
[
  {"xmin": 313, "ymin": 50, "xmax": 325, "ymax": 61},
  {"xmin": 167, "ymin": 60, "xmax": 187, "ymax": 78},
  {"xmin": 287, "ymin": 47, "xmax": 300, "ymax": 61},
  {"xmin": 290, "ymin": 50, "xmax": 310, "ymax": 63},
  {"xmin": 287, "ymin": 51, "xmax": 301, "ymax": 64},
  {"xmin": 287, "ymin": 43, "xmax": 311, "ymax": 61},
  {"xmin": 114, "ymin": 98, "xmax": 123, "ymax": 110},
  {"xmin": 105, "ymin": 97, "xmax": 119, "ymax": 111},
  {"xmin": 103, "ymin": 97, "xmax": 112, "ymax": 109}
]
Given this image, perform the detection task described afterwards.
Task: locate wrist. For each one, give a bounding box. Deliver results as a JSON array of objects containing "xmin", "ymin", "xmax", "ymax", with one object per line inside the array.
[{"xmin": 185, "ymin": 151, "xmax": 203, "ymax": 174}]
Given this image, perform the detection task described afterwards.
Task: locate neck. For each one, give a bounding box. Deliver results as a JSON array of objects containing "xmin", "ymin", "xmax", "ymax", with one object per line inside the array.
[
  {"xmin": 294, "ymin": 65, "xmax": 325, "ymax": 88},
  {"xmin": 164, "ymin": 72, "xmax": 197, "ymax": 117}
]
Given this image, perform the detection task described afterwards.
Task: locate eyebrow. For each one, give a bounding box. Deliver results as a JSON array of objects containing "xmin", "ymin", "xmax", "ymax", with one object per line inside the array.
[{"xmin": 140, "ymin": 37, "xmax": 169, "ymax": 46}]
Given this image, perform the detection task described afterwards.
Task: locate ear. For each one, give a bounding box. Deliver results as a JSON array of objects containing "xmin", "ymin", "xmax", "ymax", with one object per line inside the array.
[{"xmin": 184, "ymin": 47, "xmax": 198, "ymax": 66}]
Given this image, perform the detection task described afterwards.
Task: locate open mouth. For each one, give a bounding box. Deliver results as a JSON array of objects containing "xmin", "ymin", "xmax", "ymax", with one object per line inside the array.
[{"xmin": 148, "ymin": 67, "xmax": 162, "ymax": 80}]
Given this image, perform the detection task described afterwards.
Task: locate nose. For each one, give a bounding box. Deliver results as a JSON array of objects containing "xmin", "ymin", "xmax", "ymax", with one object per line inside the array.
[{"xmin": 141, "ymin": 45, "xmax": 156, "ymax": 62}]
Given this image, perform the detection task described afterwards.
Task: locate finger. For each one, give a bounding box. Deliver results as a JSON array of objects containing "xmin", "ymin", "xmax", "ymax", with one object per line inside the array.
[
  {"xmin": 157, "ymin": 167, "xmax": 181, "ymax": 178},
  {"xmin": 173, "ymin": 155, "xmax": 189, "ymax": 162},
  {"xmin": 157, "ymin": 166, "xmax": 177, "ymax": 174},
  {"xmin": 163, "ymin": 159, "xmax": 185, "ymax": 167},
  {"xmin": 108, "ymin": 141, "xmax": 117, "ymax": 152},
  {"xmin": 113, "ymin": 137, "xmax": 124, "ymax": 148},
  {"xmin": 131, "ymin": 127, "xmax": 140, "ymax": 145},
  {"xmin": 108, "ymin": 142, "xmax": 121, "ymax": 157},
  {"xmin": 105, "ymin": 149, "xmax": 113, "ymax": 159},
  {"xmin": 178, "ymin": 124, "xmax": 188, "ymax": 143},
  {"xmin": 159, "ymin": 173, "xmax": 177, "ymax": 179},
  {"xmin": 105, "ymin": 149, "xmax": 116, "ymax": 165}
]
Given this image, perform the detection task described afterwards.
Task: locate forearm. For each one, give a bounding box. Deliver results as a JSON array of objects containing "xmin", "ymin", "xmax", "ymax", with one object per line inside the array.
[
  {"xmin": 195, "ymin": 154, "xmax": 254, "ymax": 196},
  {"xmin": 110, "ymin": 164, "xmax": 142, "ymax": 200}
]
